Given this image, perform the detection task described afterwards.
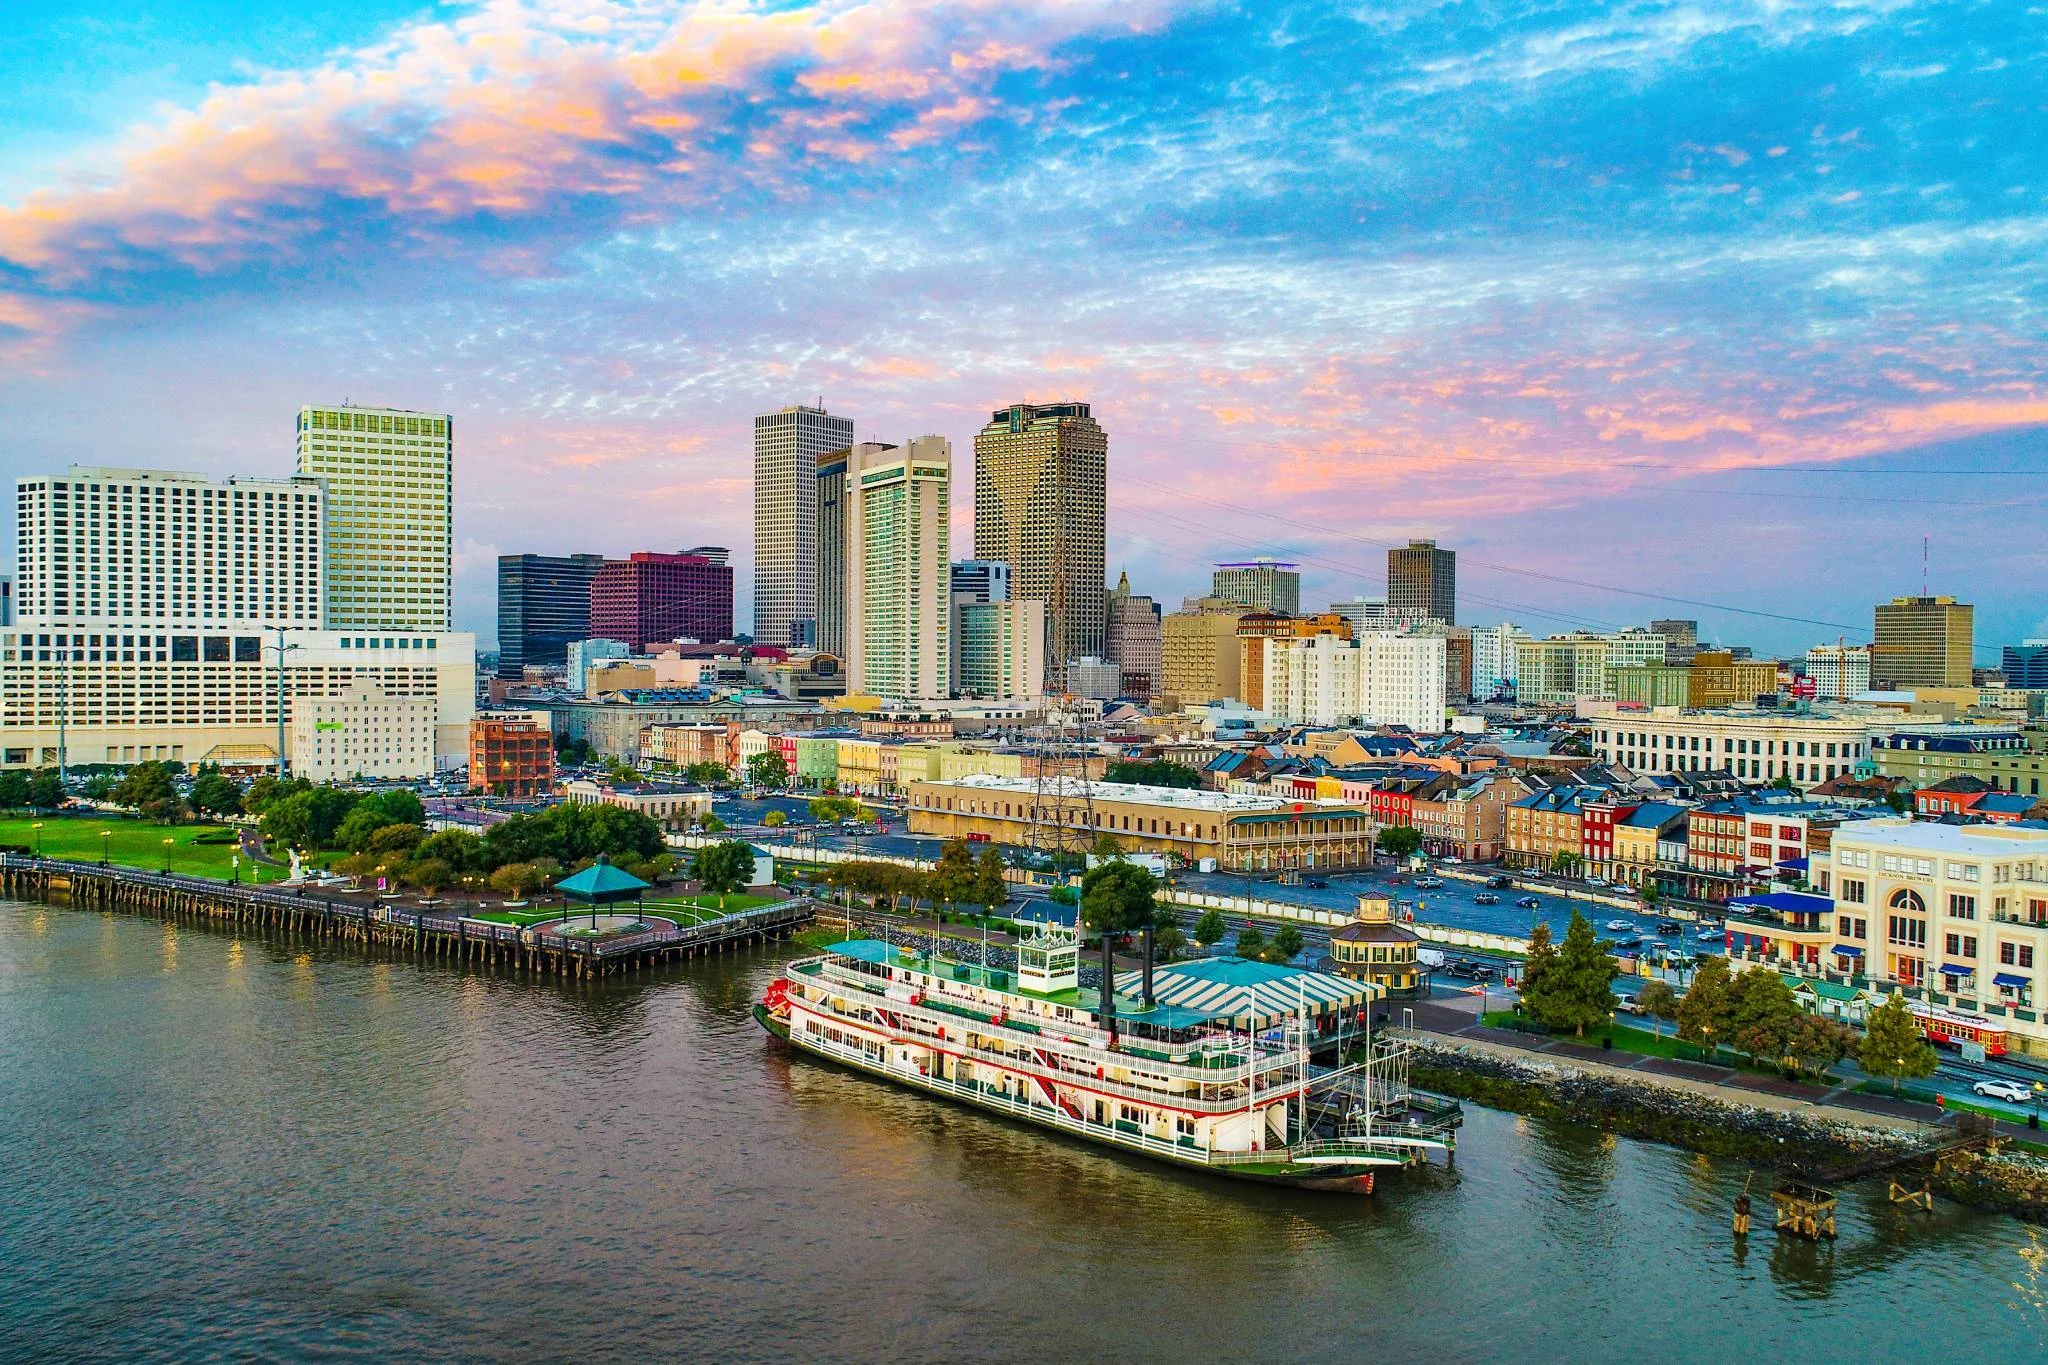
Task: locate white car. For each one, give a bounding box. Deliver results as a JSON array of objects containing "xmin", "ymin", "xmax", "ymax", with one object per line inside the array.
[{"xmin": 1972, "ymin": 1079, "xmax": 2032, "ymax": 1104}]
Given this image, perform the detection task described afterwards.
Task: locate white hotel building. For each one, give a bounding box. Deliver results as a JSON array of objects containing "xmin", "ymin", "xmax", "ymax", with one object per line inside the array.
[
  {"xmin": 3, "ymin": 451, "xmax": 474, "ymax": 775},
  {"xmin": 1262, "ymin": 631, "xmax": 1445, "ymax": 733}
]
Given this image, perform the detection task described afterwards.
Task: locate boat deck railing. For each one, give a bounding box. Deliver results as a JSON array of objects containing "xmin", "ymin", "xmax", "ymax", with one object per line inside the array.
[{"xmin": 796, "ymin": 953, "xmax": 1297, "ymax": 1082}]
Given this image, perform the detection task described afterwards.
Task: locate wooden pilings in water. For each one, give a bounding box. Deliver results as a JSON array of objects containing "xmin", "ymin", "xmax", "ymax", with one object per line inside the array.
[{"xmin": 0, "ymin": 856, "xmax": 814, "ymax": 982}]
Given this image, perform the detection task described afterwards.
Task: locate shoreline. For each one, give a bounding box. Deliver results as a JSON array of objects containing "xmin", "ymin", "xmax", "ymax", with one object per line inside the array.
[{"xmin": 1407, "ymin": 1041, "xmax": 2048, "ymax": 1225}]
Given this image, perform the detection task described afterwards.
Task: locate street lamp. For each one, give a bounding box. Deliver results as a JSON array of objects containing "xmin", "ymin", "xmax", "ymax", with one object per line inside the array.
[
  {"xmin": 162, "ymin": 837, "xmax": 174, "ymax": 875},
  {"xmin": 31, "ymin": 821, "xmax": 43, "ymax": 857},
  {"xmin": 100, "ymin": 829, "xmax": 112, "ymax": 866}
]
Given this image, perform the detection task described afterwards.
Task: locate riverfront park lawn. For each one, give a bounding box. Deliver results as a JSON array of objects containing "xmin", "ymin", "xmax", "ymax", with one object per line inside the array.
[{"xmin": 0, "ymin": 815, "xmax": 283, "ymax": 881}]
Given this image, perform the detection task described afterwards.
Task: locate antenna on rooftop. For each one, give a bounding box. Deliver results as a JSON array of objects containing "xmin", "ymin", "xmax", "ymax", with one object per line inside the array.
[{"xmin": 1922, "ymin": 534, "xmax": 1929, "ymax": 596}]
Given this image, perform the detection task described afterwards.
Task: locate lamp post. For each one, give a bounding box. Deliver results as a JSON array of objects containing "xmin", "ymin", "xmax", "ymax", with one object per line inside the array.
[
  {"xmin": 231, "ymin": 852, "xmax": 240, "ymax": 886},
  {"xmin": 100, "ymin": 829, "xmax": 111, "ymax": 867},
  {"xmin": 162, "ymin": 837, "xmax": 174, "ymax": 875},
  {"xmin": 31, "ymin": 821, "xmax": 43, "ymax": 857}
]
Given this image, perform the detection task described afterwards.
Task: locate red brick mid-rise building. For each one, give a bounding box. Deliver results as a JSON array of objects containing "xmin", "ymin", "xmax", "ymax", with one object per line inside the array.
[
  {"xmin": 589, "ymin": 551, "xmax": 734, "ymax": 652},
  {"xmin": 469, "ymin": 712, "xmax": 555, "ymax": 798}
]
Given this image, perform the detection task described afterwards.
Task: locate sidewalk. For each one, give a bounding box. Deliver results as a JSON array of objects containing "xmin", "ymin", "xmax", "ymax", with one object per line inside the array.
[{"xmin": 1402, "ymin": 998, "xmax": 1946, "ymax": 1136}]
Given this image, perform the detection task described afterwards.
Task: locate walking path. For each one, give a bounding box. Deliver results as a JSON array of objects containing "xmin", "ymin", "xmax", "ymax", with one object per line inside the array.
[{"xmin": 1402, "ymin": 998, "xmax": 1946, "ymax": 1136}]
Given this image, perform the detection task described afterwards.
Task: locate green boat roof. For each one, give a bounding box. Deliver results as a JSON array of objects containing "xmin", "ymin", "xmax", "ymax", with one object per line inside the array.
[{"xmin": 821, "ymin": 939, "xmax": 1233, "ymax": 1030}]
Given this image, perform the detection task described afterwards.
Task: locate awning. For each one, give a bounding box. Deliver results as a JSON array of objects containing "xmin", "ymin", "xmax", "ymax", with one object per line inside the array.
[
  {"xmin": 1994, "ymin": 972, "xmax": 2032, "ymax": 989},
  {"xmin": 1937, "ymin": 963, "xmax": 1973, "ymax": 977},
  {"xmin": 1833, "ymin": 945, "xmax": 1864, "ymax": 957}
]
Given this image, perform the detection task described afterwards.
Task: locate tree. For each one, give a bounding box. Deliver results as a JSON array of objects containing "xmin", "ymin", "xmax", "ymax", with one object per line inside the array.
[
  {"xmin": 684, "ymin": 761, "xmax": 731, "ymax": 787},
  {"xmin": 1785, "ymin": 1012, "xmax": 1856, "ymax": 1082},
  {"xmin": 747, "ymin": 750, "xmax": 789, "ymax": 790},
  {"xmin": 809, "ymin": 795, "xmax": 860, "ymax": 823},
  {"xmin": 27, "ymin": 769, "xmax": 65, "ymax": 813},
  {"xmin": 1082, "ymin": 859, "xmax": 1158, "ymax": 1021},
  {"xmin": 1637, "ymin": 979, "xmax": 1680, "ymax": 1037},
  {"xmin": 241, "ymin": 774, "xmax": 310, "ymax": 816},
  {"xmin": 1378, "ymin": 826, "xmax": 1423, "ymax": 861},
  {"xmin": 1090, "ymin": 831, "xmax": 1124, "ymax": 858},
  {"xmin": 1675, "ymin": 954, "xmax": 1736, "ymax": 1052},
  {"xmin": 366, "ymin": 823, "xmax": 425, "ymax": 857},
  {"xmin": 1193, "ymin": 907, "xmax": 1229, "ymax": 947},
  {"xmin": 188, "ymin": 766, "xmax": 242, "ymax": 818},
  {"xmin": 1768, "ymin": 773, "xmax": 1798, "ymax": 792},
  {"xmin": 1859, "ymin": 993, "xmax": 1938, "ymax": 1093},
  {"xmin": 0, "ymin": 770, "xmax": 28, "ymax": 812},
  {"xmin": 405, "ymin": 858, "xmax": 453, "ymax": 894},
  {"xmin": 693, "ymin": 840, "xmax": 756, "ymax": 907},
  {"xmin": 489, "ymin": 859, "xmax": 559, "ymax": 900},
  {"xmin": 763, "ymin": 809, "xmax": 787, "ymax": 827},
  {"xmin": 1103, "ymin": 758, "xmax": 1204, "ymax": 789},
  {"xmin": 931, "ymin": 838, "xmax": 980, "ymax": 913},
  {"xmin": 1529, "ymin": 909, "xmax": 1615, "ymax": 1037},
  {"xmin": 113, "ymin": 762, "xmax": 186, "ymax": 823},
  {"xmin": 701, "ymin": 813, "xmax": 726, "ymax": 833},
  {"xmin": 335, "ymin": 803, "xmax": 392, "ymax": 853},
  {"xmin": 1518, "ymin": 921, "xmax": 1558, "ymax": 1021},
  {"xmin": 1153, "ymin": 920, "xmax": 1187, "ymax": 964},
  {"xmin": 1271, "ymin": 923, "xmax": 1306, "ymax": 963},
  {"xmin": 415, "ymin": 829, "xmax": 485, "ymax": 876},
  {"xmin": 974, "ymin": 847, "xmax": 1008, "ymax": 910},
  {"xmin": 1234, "ymin": 925, "xmax": 1267, "ymax": 959},
  {"xmin": 1549, "ymin": 849, "xmax": 1585, "ymax": 878},
  {"xmin": 1729, "ymin": 970, "xmax": 1802, "ymax": 1067}
]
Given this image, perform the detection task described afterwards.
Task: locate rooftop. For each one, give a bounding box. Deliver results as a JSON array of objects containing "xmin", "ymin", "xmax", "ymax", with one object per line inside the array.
[
  {"xmin": 1831, "ymin": 818, "xmax": 2048, "ymax": 856},
  {"xmin": 921, "ymin": 772, "xmax": 1312, "ymax": 813}
]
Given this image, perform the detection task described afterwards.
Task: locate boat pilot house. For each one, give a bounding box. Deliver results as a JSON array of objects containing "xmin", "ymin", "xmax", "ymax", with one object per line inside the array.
[{"xmin": 1327, "ymin": 895, "xmax": 1424, "ymax": 996}]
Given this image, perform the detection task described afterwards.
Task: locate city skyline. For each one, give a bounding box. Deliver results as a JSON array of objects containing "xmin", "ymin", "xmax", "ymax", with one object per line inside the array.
[{"xmin": 0, "ymin": 2, "xmax": 2043, "ymax": 654}]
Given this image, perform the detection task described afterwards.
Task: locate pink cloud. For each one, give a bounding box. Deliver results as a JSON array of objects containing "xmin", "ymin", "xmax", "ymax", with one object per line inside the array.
[{"xmin": 0, "ymin": 0, "xmax": 1190, "ymax": 329}]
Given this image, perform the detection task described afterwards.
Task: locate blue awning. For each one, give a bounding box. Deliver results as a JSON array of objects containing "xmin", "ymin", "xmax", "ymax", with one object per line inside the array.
[
  {"xmin": 1994, "ymin": 972, "xmax": 2032, "ymax": 989},
  {"xmin": 1937, "ymin": 962, "xmax": 1973, "ymax": 977},
  {"xmin": 1833, "ymin": 945, "xmax": 1864, "ymax": 957}
]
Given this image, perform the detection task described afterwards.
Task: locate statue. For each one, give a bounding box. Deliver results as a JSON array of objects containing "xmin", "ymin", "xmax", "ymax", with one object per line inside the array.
[{"xmin": 288, "ymin": 847, "xmax": 306, "ymax": 883}]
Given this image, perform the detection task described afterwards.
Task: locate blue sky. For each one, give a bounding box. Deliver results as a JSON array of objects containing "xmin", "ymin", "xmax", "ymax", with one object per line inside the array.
[{"xmin": 1, "ymin": 0, "xmax": 2042, "ymax": 656}]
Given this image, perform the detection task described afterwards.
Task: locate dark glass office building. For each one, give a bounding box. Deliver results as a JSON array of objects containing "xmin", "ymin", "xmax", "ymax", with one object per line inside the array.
[{"xmin": 496, "ymin": 553, "xmax": 606, "ymax": 679}]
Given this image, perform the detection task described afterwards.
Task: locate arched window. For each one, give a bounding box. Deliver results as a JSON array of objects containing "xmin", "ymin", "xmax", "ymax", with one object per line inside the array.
[{"xmin": 1889, "ymin": 888, "xmax": 1925, "ymax": 915}]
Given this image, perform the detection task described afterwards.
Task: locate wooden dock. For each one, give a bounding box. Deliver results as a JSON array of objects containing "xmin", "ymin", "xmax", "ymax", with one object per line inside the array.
[{"xmin": 0, "ymin": 854, "xmax": 816, "ymax": 980}]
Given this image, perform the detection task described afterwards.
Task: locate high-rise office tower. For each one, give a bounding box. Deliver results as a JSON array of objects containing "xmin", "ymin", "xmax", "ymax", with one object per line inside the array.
[
  {"xmin": 814, "ymin": 448, "xmax": 854, "ymax": 657},
  {"xmin": 1649, "ymin": 618, "xmax": 1700, "ymax": 663},
  {"xmin": 495, "ymin": 553, "xmax": 605, "ymax": 679},
  {"xmin": 846, "ymin": 437, "xmax": 950, "ymax": 699},
  {"xmin": 1872, "ymin": 595, "xmax": 1974, "ymax": 688},
  {"xmin": 1387, "ymin": 539, "xmax": 1455, "ymax": 624},
  {"xmin": 2004, "ymin": 642, "xmax": 2048, "ymax": 690},
  {"xmin": 1211, "ymin": 558, "xmax": 1300, "ymax": 615},
  {"xmin": 973, "ymin": 401, "xmax": 1106, "ymax": 687},
  {"xmin": 589, "ymin": 551, "xmax": 734, "ymax": 653},
  {"xmin": 296, "ymin": 404, "xmax": 453, "ymax": 630},
  {"xmin": 753, "ymin": 404, "xmax": 855, "ymax": 648},
  {"xmin": 1104, "ymin": 571, "xmax": 1162, "ymax": 698},
  {"xmin": 950, "ymin": 559, "xmax": 1011, "ymax": 605}
]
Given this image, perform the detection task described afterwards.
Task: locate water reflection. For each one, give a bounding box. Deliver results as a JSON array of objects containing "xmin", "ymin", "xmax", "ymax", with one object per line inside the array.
[{"xmin": 3, "ymin": 901, "xmax": 2045, "ymax": 1362}]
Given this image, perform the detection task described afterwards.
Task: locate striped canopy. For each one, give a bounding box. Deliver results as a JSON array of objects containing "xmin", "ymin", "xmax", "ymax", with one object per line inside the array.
[{"xmin": 1114, "ymin": 957, "xmax": 1376, "ymax": 1028}]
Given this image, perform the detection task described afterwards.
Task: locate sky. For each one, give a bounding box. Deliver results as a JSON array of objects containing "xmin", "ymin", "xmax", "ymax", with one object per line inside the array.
[{"xmin": 1, "ymin": 0, "xmax": 2043, "ymax": 659}]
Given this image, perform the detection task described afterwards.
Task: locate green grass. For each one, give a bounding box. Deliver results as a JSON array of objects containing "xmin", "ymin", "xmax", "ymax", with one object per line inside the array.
[
  {"xmin": 1479, "ymin": 1010, "xmax": 1752, "ymax": 1066},
  {"xmin": 0, "ymin": 814, "xmax": 284, "ymax": 881},
  {"xmin": 468, "ymin": 909, "xmax": 560, "ymax": 928}
]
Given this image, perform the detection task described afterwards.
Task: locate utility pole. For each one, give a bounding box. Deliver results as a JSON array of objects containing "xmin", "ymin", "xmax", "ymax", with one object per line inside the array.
[
  {"xmin": 56, "ymin": 638, "xmax": 69, "ymax": 783},
  {"xmin": 269, "ymin": 628, "xmax": 299, "ymax": 779}
]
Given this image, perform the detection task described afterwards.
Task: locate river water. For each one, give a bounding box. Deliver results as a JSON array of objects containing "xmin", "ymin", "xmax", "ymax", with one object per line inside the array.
[{"xmin": 3, "ymin": 900, "xmax": 2044, "ymax": 1362}]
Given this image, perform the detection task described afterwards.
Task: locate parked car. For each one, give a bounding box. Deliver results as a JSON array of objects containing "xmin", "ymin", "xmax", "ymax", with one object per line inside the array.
[
  {"xmin": 1304, "ymin": 878, "xmax": 1329, "ymax": 890},
  {"xmin": 1516, "ymin": 896, "xmax": 1541, "ymax": 910},
  {"xmin": 1470, "ymin": 964, "xmax": 1497, "ymax": 982},
  {"xmin": 1443, "ymin": 960, "xmax": 1475, "ymax": 979},
  {"xmin": 1475, "ymin": 893, "xmax": 1499, "ymax": 905},
  {"xmin": 1617, "ymin": 997, "xmax": 1648, "ymax": 1016},
  {"xmin": 1656, "ymin": 921, "xmax": 1684, "ymax": 936},
  {"xmin": 1416, "ymin": 877, "xmax": 1444, "ymax": 890},
  {"xmin": 1485, "ymin": 875, "xmax": 1513, "ymax": 889},
  {"xmin": 1972, "ymin": 1079, "xmax": 2032, "ymax": 1104}
]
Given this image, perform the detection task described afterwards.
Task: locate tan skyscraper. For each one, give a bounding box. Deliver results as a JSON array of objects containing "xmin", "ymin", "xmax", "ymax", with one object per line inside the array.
[
  {"xmin": 1872, "ymin": 595, "xmax": 1973, "ymax": 688},
  {"xmin": 973, "ymin": 402, "xmax": 1106, "ymax": 687},
  {"xmin": 297, "ymin": 404, "xmax": 452, "ymax": 629},
  {"xmin": 753, "ymin": 403, "xmax": 854, "ymax": 648},
  {"xmin": 1103, "ymin": 571, "xmax": 1162, "ymax": 698},
  {"xmin": 1387, "ymin": 538, "xmax": 1455, "ymax": 625}
]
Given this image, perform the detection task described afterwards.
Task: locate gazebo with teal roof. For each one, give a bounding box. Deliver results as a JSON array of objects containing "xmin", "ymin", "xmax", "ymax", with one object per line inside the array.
[{"xmin": 554, "ymin": 855, "xmax": 651, "ymax": 930}]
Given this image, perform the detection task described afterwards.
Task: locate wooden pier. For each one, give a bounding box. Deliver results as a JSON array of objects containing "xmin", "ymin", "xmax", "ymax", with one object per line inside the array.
[{"xmin": 0, "ymin": 854, "xmax": 816, "ymax": 980}]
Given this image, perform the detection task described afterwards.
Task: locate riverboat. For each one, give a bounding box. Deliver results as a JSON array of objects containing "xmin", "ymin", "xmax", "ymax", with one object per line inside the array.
[{"xmin": 755, "ymin": 921, "xmax": 1461, "ymax": 1193}]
